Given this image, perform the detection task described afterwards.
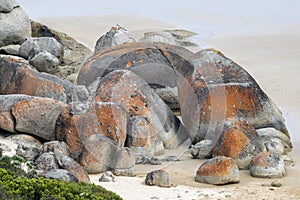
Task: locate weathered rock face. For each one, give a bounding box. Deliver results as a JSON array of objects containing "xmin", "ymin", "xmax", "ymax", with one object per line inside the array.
[
  {"xmin": 0, "ymin": 44, "xmax": 20, "ymax": 56},
  {"xmin": 77, "ymin": 42, "xmax": 193, "ymax": 111},
  {"xmin": 37, "ymin": 169, "xmax": 78, "ymax": 182},
  {"xmin": 94, "ymin": 24, "xmax": 133, "ymax": 53},
  {"xmin": 12, "ymin": 97, "xmax": 66, "ymax": 141},
  {"xmin": 0, "ymin": 6, "xmax": 31, "ymax": 47},
  {"xmin": 176, "ymin": 49, "xmax": 291, "ymax": 147},
  {"xmin": 0, "ymin": 95, "xmax": 34, "ymax": 132},
  {"xmin": 126, "ymin": 116, "xmax": 156, "ymax": 157},
  {"xmin": 250, "ymin": 151, "xmax": 286, "ymax": 178},
  {"xmin": 0, "ymin": 56, "xmax": 89, "ymax": 103},
  {"xmin": 195, "ymin": 156, "xmax": 239, "ymax": 185},
  {"xmin": 212, "ymin": 118, "xmax": 264, "ymax": 169},
  {"xmin": 93, "ymin": 69, "xmax": 189, "ymax": 149},
  {"xmin": 35, "ymin": 152, "xmax": 59, "ymax": 171},
  {"xmin": 145, "ymin": 170, "xmax": 170, "ymax": 187},
  {"xmin": 41, "ymin": 141, "xmax": 70, "ymax": 157},
  {"xmin": 79, "ymin": 134, "xmax": 135, "ymax": 174},
  {"xmin": 55, "ymin": 101, "xmax": 127, "ymax": 159},
  {"xmin": 0, "ymin": 0, "xmax": 18, "ymax": 13}
]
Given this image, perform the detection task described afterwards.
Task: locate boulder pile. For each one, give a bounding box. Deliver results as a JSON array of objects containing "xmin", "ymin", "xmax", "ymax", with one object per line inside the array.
[{"xmin": 0, "ymin": 0, "xmax": 293, "ymax": 185}]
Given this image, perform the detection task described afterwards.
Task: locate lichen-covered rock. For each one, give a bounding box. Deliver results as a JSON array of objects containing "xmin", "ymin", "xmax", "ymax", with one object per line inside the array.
[
  {"xmin": 212, "ymin": 118, "xmax": 264, "ymax": 169},
  {"xmin": 0, "ymin": 56, "xmax": 89, "ymax": 103},
  {"xmin": 19, "ymin": 37, "xmax": 63, "ymax": 61},
  {"xmin": 77, "ymin": 42, "xmax": 193, "ymax": 111},
  {"xmin": 12, "ymin": 97, "xmax": 66, "ymax": 141},
  {"xmin": 145, "ymin": 170, "xmax": 170, "ymax": 187},
  {"xmin": 0, "ymin": 95, "xmax": 34, "ymax": 132},
  {"xmin": 0, "ymin": 6, "xmax": 31, "ymax": 47},
  {"xmin": 94, "ymin": 24, "xmax": 133, "ymax": 53},
  {"xmin": 195, "ymin": 156, "xmax": 239, "ymax": 185},
  {"xmin": 126, "ymin": 116, "xmax": 157, "ymax": 157},
  {"xmin": 250, "ymin": 151, "xmax": 286, "ymax": 178},
  {"xmin": 55, "ymin": 101, "xmax": 127, "ymax": 159},
  {"xmin": 56, "ymin": 155, "xmax": 90, "ymax": 183},
  {"xmin": 79, "ymin": 134, "xmax": 134, "ymax": 174},
  {"xmin": 93, "ymin": 69, "xmax": 189, "ymax": 149},
  {"xmin": 176, "ymin": 49, "xmax": 291, "ymax": 150}
]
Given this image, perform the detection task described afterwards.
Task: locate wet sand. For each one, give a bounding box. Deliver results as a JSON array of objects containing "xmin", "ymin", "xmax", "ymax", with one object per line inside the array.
[{"xmin": 19, "ymin": 15, "xmax": 300, "ymax": 199}]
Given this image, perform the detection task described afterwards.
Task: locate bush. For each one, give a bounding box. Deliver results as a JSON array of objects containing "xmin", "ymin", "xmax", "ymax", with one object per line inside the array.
[{"xmin": 0, "ymin": 148, "xmax": 122, "ymax": 200}]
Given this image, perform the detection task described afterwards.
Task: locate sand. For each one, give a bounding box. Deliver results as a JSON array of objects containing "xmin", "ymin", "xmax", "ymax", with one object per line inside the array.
[{"xmin": 3, "ymin": 1, "xmax": 300, "ymax": 198}]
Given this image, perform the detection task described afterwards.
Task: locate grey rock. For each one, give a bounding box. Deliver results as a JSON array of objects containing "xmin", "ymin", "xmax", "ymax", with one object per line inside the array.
[
  {"xmin": 271, "ymin": 180, "xmax": 282, "ymax": 187},
  {"xmin": 29, "ymin": 50, "xmax": 60, "ymax": 73},
  {"xmin": 0, "ymin": 0, "xmax": 18, "ymax": 13},
  {"xmin": 135, "ymin": 156, "xmax": 161, "ymax": 165},
  {"xmin": 145, "ymin": 170, "xmax": 170, "ymax": 187},
  {"xmin": 65, "ymin": 73, "xmax": 78, "ymax": 83},
  {"xmin": 19, "ymin": 37, "xmax": 63, "ymax": 61},
  {"xmin": 35, "ymin": 152, "xmax": 59, "ymax": 171},
  {"xmin": 112, "ymin": 168, "xmax": 136, "ymax": 177},
  {"xmin": 115, "ymin": 148, "xmax": 135, "ymax": 170},
  {"xmin": 153, "ymin": 86, "xmax": 179, "ymax": 111},
  {"xmin": 16, "ymin": 143, "xmax": 40, "ymax": 161},
  {"xmin": 99, "ymin": 171, "xmax": 116, "ymax": 182},
  {"xmin": 0, "ymin": 44, "xmax": 20, "ymax": 55},
  {"xmin": 195, "ymin": 156, "xmax": 239, "ymax": 185},
  {"xmin": 250, "ymin": 152, "xmax": 286, "ymax": 178},
  {"xmin": 41, "ymin": 141, "xmax": 70, "ymax": 157},
  {"xmin": 38, "ymin": 169, "xmax": 78, "ymax": 182},
  {"xmin": 6, "ymin": 133, "xmax": 42, "ymax": 147},
  {"xmin": 0, "ymin": 7, "xmax": 31, "ymax": 47},
  {"xmin": 190, "ymin": 139, "xmax": 213, "ymax": 159},
  {"xmin": 56, "ymin": 155, "xmax": 90, "ymax": 183},
  {"xmin": 94, "ymin": 24, "xmax": 134, "ymax": 53}
]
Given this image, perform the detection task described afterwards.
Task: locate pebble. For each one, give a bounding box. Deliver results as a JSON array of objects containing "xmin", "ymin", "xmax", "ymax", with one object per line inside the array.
[{"xmin": 271, "ymin": 180, "xmax": 282, "ymax": 187}]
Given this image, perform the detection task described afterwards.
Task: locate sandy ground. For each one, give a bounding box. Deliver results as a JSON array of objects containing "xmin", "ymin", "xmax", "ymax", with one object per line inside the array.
[{"xmin": 31, "ymin": 15, "xmax": 300, "ymax": 200}]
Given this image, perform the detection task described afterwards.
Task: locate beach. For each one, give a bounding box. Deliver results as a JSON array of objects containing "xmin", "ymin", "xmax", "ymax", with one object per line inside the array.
[{"xmin": 10, "ymin": 1, "xmax": 300, "ymax": 199}]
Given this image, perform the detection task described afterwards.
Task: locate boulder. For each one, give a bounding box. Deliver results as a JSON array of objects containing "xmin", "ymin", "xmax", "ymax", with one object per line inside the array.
[
  {"xmin": 250, "ymin": 151, "xmax": 286, "ymax": 178},
  {"xmin": 93, "ymin": 69, "xmax": 189, "ymax": 149},
  {"xmin": 0, "ymin": 56, "xmax": 89, "ymax": 103},
  {"xmin": 35, "ymin": 152, "xmax": 59, "ymax": 171},
  {"xmin": 31, "ymin": 20, "xmax": 92, "ymax": 79},
  {"xmin": 126, "ymin": 116, "xmax": 157, "ymax": 157},
  {"xmin": 195, "ymin": 156, "xmax": 239, "ymax": 185},
  {"xmin": 0, "ymin": 44, "xmax": 20, "ymax": 56},
  {"xmin": 0, "ymin": 0, "xmax": 18, "ymax": 13},
  {"xmin": 176, "ymin": 49, "xmax": 291, "ymax": 148},
  {"xmin": 212, "ymin": 118, "xmax": 264, "ymax": 169},
  {"xmin": 37, "ymin": 169, "xmax": 78, "ymax": 182},
  {"xmin": 79, "ymin": 134, "xmax": 135, "ymax": 174},
  {"xmin": 19, "ymin": 37, "xmax": 63, "ymax": 61},
  {"xmin": 29, "ymin": 50, "xmax": 60, "ymax": 73},
  {"xmin": 145, "ymin": 170, "xmax": 170, "ymax": 187},
  {"xmin": 0, "ymin": 6, "xmax": 31, "ymax": 47},
  {"xmin": 55, "ymin": 101, "xmax": 127, "ymax": 159},
  {"xmin": 99, "ymin": 171, "xmax": 115, "ymax": 182},
  {"xmin": 0, "ymin": 94, "xmax": 34, "ymax": 132},
  {"xmin": 77, "ymin": 42, "xmax": 193, "ymax": 111},
  {"xmin": 56, "ymin": 155, "xmax": 90, "ymax": 183},
  {"xmin": 12, "ymin": 97, "xmax": 66, "ymax": 141},
  {"xmin": 94, "ymin": 24, "xmax": 133, "ymax": 53},
  {"xmin": 41, "ymin": 141, "xmax": 70, "ymax": 157}
]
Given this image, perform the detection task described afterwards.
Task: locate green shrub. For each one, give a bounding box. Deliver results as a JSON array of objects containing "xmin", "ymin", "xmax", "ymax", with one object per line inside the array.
[{"xmin": 0, "ymin": 148, "xmax": 122, "ymax": 200}]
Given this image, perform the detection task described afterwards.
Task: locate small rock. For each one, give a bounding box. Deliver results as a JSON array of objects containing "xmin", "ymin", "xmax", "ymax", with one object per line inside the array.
[
  {"xmin": 41, "ymin": 141, "xmax": 70, "ymax": 157},
  {"xmin": 35, "ymin": 152, "xmax": 59, "ymax": 171},
  {"xmin": 0, "ymin": 44, "xmax": 20, "ymax": 55},
  {"xmin": 29, "ymin": 50, "xmax": 60, "ymax": 73},
  {"xmin": 250, "ymin": 152, "xmax": 286, "ymax": 178},
  {"xmin": 271, "ymin": 180, "xmax": 282, "ymax": 187},
  {"xmin": 135, "ymin": 156, "xmax": 161, "ymax": 165},
  {"xmin": 191, "ymin": 139, "xmax": 213, "ymax": 158},
  {"xmin": 145, "ymin": 170, "xmax": 170, "ymax": 187},
  {"xmin": 195, "ymin": 156, "xmax": 239, "ymax": 185},
  {"xmin": 99, "ymin": 171, "xmax": 116, "ymax": 182},
  {"xmin": 112, "ymin": 168, "xmax": 136, "ymax": 177}
]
